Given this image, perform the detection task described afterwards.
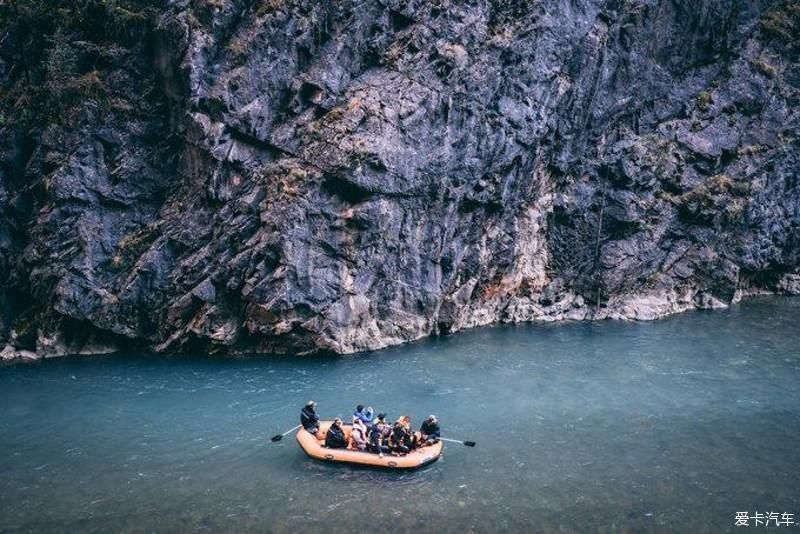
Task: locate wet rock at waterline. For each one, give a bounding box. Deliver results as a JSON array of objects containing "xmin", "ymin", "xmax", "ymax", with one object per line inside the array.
[{"xmin": 0, "ymin": 0, "xmax": 799, "ymax": 359}]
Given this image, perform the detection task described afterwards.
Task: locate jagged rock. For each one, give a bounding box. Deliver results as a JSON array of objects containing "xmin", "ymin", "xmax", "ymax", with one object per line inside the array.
[
  {"xmin": 1, "ymin": 344, "xmax": 41, "ymax": 362},
  {"xmin": 778, "ymin": 274, "xmax": 800, "ymax": 295},
  {"xmin": 0, "ymin": 0, "xmax": 798, "ymax": 358}
]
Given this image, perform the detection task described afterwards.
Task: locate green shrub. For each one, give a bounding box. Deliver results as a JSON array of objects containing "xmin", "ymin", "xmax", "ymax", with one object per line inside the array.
[
  {"xmin": 676, "ymin": 174, "xmax": 752, "ymax": 226},
  {"xmin": 752, "ymin": 57, "xmax": 777, "ymax": 78},
  {"xmin": 696, "ymin": 91, "xmax": 712, "ymax": 111},
  {"xmin": 109, "ymin": 224, "xmax": 160, "ymax": 271},
  {"xmin": 0, "ymin": 0, "xmax": 160, "ymax": 128},
  {"xmin": 44, "ymin": 32, "xmax": 79, "ymax": 84},
  {"xmin": 256, "ymin": 0, "xmax": 284, "ymax": 17},
  {"xmin": 760, "ymin": 1, "xmax": 800, "ymax": 44}
]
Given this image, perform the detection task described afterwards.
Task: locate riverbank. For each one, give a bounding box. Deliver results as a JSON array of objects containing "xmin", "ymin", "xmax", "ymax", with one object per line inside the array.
[{"xmin": 2, "ymin": 288, "xmax": 798, "ymax": 364}]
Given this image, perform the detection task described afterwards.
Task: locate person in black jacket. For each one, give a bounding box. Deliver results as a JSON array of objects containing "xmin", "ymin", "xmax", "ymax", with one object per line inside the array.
[
  {"xmin": 324, "ymin": 418, "xmax": 348, "ymax": 449},
  {"xmin": 300, "ymin": 400, "xmax": 320, "ymax": 435},
  {"xmin": 419, "ymin": 415, "xmax": 440, "ymax": 446},
  {"xmin": 368, "ymin": 413, "xmax": 391, "ymax": 457},
  {"xmin": 390, "ymin": 419, "xmax": 412, "ymax": 454}
]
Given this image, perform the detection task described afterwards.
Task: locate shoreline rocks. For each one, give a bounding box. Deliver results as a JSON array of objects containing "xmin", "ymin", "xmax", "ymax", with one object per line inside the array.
[{"xmin": 0, "ymin": 292, "xmax": 794, "ymax": 363}]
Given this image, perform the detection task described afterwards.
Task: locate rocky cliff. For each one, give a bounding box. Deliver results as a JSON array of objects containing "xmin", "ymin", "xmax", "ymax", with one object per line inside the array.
[{"xmin": 1, "ymin": 0, "xmax": 798, "ymax": 360}]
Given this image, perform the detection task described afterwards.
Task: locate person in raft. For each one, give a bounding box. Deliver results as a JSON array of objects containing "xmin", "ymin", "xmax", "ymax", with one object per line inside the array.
[
  {"xmin": 390, "ymin": 416, "xmax": 413, "ymax": 454},
  {"xmin": 324, "ymin": 417, "xmax": 348, "ymax": 449},
  {"xmin": 418, "ymin": 415, "xmax": 441, "ymax": 446},
  {"xmin": 300, "ymin": 400, "xmax": 320, "ymax": 436},
  {"xmin": 353, "ymin": 405, "xmax": 374, "ymax": 426},
  {"xmin": 368, "ymin": 413, "xmax": 392, "ymax": 457},
  {"xmin": 349, "ymin": 416, "xmax": 369, "ymax": 451}
]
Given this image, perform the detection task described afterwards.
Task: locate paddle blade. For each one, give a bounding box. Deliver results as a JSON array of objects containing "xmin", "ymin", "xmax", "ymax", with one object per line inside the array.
[
  {"xmin": 463, "ymin": 441, "xmax": 476, "ymax": 447},
  {"xmin": 270, "ymin": 434, "xmax": 284, "ymax": 442}
]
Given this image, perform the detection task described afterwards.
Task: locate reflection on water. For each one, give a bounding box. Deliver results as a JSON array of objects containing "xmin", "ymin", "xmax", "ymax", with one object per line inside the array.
[{"xmin": 1, "ymin": 297, "xmax": 799, "ymax": 532}]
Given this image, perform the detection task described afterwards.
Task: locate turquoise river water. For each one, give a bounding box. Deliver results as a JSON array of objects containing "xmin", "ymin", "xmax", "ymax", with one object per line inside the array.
[{"xmin": 1, "ymin": 297, "xmax": 799, "ymax": 533}]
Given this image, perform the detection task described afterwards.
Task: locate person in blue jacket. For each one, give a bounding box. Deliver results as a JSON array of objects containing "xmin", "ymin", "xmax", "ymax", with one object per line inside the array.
[{"xmin": 353, "ymin": 405, "xmax": 374, "ymax": 425}]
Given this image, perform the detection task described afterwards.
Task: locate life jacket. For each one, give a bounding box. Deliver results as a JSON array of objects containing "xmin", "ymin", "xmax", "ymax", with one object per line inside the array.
[
  {"xmin": 325, "ymin": 424, "xmax": 347, "ymax": 448},
  {"xmin": 420, "ymin": 419, "xmax": 440, "ymax": 438},
  {"xmin": 351, "ymin": 425, "xmax": 367, "ymax": 446},
  {"xmin": 369, "ymin": 422, "xmax": 386, "ymax": 445},
  {"xmin": 381, "ymin": 424, "xmax": 392, "ymax": 439},
  {"xmin": 398, "ymin": 416, "xmax": 411, "ymax": 431},
  {"xmin": 300, "ymin": 406, "xmax": 319, "ymax": 430},
  {"xmin": 392, "ymin": 422, "xmax": 409, "ymax": 444}
]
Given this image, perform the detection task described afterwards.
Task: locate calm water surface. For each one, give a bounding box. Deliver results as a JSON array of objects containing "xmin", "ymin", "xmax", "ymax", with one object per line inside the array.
[{"xmin": 1, "ymin": 297, "xmax": 799, "ymax": 533}]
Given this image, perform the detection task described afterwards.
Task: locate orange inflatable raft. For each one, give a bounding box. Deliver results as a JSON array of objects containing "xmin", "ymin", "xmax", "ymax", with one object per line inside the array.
[{"xmin": 296, "ymin": 421, "xmax": 443, "ymax": 469}]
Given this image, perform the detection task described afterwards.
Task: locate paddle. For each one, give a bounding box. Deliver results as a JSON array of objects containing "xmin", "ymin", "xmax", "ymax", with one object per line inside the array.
[
  {"xmin": 440, "ymin": 437, "xmax": 476, "ymax": 447},
  {"xmin": 271, "ymin": 424, "xmax": 301, "ymax": 442}
]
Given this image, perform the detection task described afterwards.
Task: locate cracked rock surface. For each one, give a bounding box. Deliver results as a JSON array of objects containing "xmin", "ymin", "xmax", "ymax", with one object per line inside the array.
[{"xmin": 1, "ymin": 0, "xmax": 799, "ymax": 359}]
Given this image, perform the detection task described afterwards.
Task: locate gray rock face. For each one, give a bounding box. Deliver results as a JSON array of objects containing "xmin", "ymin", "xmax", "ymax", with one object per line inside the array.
[{"xmin": 0, "ymin": 0, "xmax": 798, "ymax": 359}]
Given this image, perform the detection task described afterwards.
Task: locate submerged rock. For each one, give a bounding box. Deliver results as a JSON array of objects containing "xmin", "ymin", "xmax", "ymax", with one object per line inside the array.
[{"xmin": 0, "ymin": 0, "xmax": 798, "ymax": 359}]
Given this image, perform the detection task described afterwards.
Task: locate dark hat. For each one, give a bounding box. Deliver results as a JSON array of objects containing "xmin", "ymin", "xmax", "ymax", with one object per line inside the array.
[{"xmin": 377, "ymin": 412, "xmax": 386, "ymax": 420}]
